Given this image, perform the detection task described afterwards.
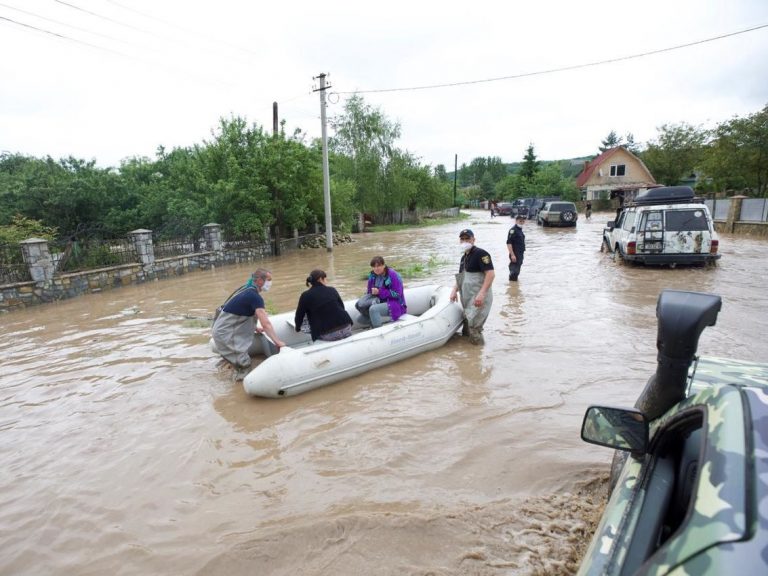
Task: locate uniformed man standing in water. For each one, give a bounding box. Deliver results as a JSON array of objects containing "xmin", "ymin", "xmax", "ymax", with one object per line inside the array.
[
  {"xmin": 450, "ymin": 229, "xmax": 495, "ymax": 345},
  {"xmin": 506, "ymin": 215, "xmax": 526, "ymax": 281}
]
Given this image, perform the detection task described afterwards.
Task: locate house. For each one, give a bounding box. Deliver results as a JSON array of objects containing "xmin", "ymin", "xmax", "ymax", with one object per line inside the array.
[{"xmin": 576, "ymin": 146, "xmax": 657, "ymax": 203}]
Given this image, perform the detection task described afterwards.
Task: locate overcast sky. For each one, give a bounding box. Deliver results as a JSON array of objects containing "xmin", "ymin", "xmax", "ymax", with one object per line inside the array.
[{"xmin": 2, "ymin": 0, "xmax": 767, "ymax": 170}]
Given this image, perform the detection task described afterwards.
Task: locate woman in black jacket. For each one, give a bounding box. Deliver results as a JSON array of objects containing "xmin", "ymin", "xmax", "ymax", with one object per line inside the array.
[{"xmin": 295, "ymin": 269, "xmax": 353, "ymax": 341}]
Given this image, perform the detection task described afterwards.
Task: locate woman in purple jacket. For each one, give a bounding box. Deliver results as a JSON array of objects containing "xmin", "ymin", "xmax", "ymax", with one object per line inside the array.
[{"xmin": 365, "ymin": 255, "xmax": 407, "ymax": 328}]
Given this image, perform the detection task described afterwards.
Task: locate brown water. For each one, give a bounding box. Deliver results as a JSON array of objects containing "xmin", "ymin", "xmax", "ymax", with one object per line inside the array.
[{"xmin": 1, "ymin": 210, "xmax": 766, "ymax": 576}]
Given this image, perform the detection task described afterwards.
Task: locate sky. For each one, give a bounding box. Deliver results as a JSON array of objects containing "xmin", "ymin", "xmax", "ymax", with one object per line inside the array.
[{"xmin": 1, "ymin": 0, "xmax": 768, "ymax": 170}]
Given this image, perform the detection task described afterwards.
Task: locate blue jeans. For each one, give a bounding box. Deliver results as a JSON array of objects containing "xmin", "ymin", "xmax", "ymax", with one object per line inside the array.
[{"xmin": 368, "ymin": 302, "xmax": 391, "ymax": 328}]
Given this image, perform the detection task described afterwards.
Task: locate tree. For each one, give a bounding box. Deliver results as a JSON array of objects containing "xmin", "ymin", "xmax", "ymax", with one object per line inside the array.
[
  {"xmin": 641, "ymin": 123, "xmax": 707, "ymax": 186},
  {"xmin": 701, "ymin": 104, "xmax": 768, "ymax": 196},
  {"xmin": 599, "ymin": 130, "xmax": 623, "ymax": 152},
  {"xmin": 519, "ymin": 144, "xmax": 539, "ymax": 180},
  {"xmin": 330, "ymin": 94, "xmax": 401, "ymax": 215}
]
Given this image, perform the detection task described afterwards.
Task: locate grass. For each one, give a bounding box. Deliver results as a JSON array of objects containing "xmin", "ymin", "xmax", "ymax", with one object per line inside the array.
[
  {"xmin": 358, "ymin": 254, "xmax": 450, "ymax": 281},
  {"xmin": 365, "ymin": 213, "xmax": 469, "ymax": 232}
]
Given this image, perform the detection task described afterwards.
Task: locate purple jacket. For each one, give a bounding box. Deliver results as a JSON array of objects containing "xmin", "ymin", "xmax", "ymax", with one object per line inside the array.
[{"xmin": 366, "ymin": 267, "xmax": 407, "ymax": 321}]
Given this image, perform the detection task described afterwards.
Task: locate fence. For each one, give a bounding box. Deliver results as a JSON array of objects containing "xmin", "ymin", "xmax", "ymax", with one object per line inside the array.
[
  {"xmin": 0, "ymin": 223, "xmax": 325, "ymax": 313},
  {"xmin": 705, "ymin": 197, "xmax": 768, "ymax": 223}
]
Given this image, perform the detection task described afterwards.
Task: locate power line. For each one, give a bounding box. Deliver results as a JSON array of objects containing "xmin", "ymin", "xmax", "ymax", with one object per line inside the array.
[
  {"xmin": 338, "ymin": 23, "xmax": 768, "ymax": 95},
  {"xmin": 0, "ymin": 2, "xmax": 134, "ymax": 47},
  {"xmin": 101, "ymin": 0, "xmax": 261, "ymax": 58},
  {"xmin": 0, "ymin": 14, "xmax": 126, "ymax": 55}
]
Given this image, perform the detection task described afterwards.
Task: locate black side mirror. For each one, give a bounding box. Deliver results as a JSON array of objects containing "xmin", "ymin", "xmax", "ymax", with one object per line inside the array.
[
  {"xmin": 606, "ymin": 221, "xmax": 615, "ymax": 230},
  {"xmin": 581, "ymin": 406, "xmax": 649, "ymax": 454}
]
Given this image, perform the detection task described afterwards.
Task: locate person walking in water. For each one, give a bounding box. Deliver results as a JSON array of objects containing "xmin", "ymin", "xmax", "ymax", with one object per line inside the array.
[
  {"xmin": 506, "ymin": 215, "xmax": 526, "ymax": 281},
  {"xmin": 450, "ymin": 229, "xmax": 495, "ymax": 345}
]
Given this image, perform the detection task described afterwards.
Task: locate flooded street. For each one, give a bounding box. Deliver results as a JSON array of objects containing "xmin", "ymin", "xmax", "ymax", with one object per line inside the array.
[{"xmin": 2, "ymin": 210, "xmax": 767, "ymax": 576}]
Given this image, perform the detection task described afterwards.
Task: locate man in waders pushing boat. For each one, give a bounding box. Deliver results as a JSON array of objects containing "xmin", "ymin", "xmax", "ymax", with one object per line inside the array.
[{"xmin": 450, "ymin": 229, "xmax": 495, "ymax": 345}]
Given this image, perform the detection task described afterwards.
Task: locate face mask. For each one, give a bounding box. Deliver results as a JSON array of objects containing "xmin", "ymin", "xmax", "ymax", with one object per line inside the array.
[
  {"xmin": 262, "ymin": 280, "xmax": 272, "ymax": 292},
  {"xmin": 460, "ymin": 242, "xmax": 472, "ymax": 252}
]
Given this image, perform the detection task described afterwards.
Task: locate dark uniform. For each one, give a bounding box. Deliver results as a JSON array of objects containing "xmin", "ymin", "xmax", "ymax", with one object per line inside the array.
[
  {"xmin": 506, "ymin": 223, "xmax": 526, "ymax": 281},
  {"xmin": 459, "ymin": 246, "xmax": 494, "ymax": 274}
]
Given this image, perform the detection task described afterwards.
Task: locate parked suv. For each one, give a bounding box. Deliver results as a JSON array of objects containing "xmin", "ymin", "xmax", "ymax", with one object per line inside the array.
[
  {"xmin": 511, "ymin": 198, "xmax": 534, "ymax": 218},
  {"xmin": 601, "ymin": 186, "xmax": 720, "ymax": 267},
  {"xmin": 537, "ymin": 201, "xmax": 578, "ymax": 227},
  {"xmin": 529, "ymin": 196, "xmax": 561, "ymax": 220}
]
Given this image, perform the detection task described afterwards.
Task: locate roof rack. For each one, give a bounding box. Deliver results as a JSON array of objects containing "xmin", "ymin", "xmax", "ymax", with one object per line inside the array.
[{"xmin": 628, "ymin": 186, "xmax": 698, "ymax": 207}]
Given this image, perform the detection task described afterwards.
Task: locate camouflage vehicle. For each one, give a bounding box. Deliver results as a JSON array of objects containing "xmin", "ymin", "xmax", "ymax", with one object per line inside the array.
[
  {"xmin": 601, "ymin": 186, "xmax": 720, "ymax": 267},
  {"xmin": 578, "ymin": 290, "xmax": 768, "ymax": 575}
]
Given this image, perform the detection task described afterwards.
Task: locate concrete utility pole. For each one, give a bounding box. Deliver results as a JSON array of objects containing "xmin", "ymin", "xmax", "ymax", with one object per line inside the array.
[
  {"xmin": 314, "ymin": 73, "xmax": 333, "ymax": 252},
  {"xmin": 453, "ymin": 154, "xmax": 458, "ymax": 206},
  {"xmin": 272, "ymin": 101, "xmax": 281, "ymax": 256}
]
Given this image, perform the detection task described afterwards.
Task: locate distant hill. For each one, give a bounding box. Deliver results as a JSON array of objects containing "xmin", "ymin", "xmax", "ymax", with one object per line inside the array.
[{"xmin": 447, "ymin": 156, "xmax": 594, "ymax": 181}]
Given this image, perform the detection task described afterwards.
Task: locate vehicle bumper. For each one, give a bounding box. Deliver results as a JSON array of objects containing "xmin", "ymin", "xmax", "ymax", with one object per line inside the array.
[{"xmin": 624, "ymin": 253, "xmax": 721, "ymax": 265}]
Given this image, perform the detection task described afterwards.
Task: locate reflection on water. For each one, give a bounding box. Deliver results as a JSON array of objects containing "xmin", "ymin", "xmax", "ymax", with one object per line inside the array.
[{"xmin": 1, "ymin": 210, "xmax": 766, "ymax": 575}]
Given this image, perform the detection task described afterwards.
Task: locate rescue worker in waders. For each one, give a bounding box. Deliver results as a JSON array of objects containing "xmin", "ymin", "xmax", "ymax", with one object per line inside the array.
[{"xmin": 450, "ymin": 229, "xmax": 495, "ymax": 345}]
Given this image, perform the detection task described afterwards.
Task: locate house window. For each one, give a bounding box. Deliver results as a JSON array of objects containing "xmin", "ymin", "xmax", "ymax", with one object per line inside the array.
[{"xmin": 610, "ymin": 164, "xmax": 626, "ymax": 177}]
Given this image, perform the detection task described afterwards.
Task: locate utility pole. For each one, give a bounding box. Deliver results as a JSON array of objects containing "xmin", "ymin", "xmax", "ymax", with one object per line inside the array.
[
  {"xmin": 314, "ymin": 73, "xmax": 333, "ymax": 252},
  {"xmin": 272, "ymin": 101, "xmax": 281, "ymax": 256},
  {"xmin": 453, "ymin": 154, "xmax": 458, "ymax": 206}
]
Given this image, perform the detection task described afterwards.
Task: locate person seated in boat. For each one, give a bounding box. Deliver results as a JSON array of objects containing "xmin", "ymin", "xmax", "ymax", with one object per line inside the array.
[
  {"xmin": 295, "ymin": 269, "xmax": 354, "ymax": 342},
  {"xmin": 362, "ymin": 256, "xmax": 407, "ymax": 328},
  {"xmin": 212, "ymin": 268, "xmax": 286, "ymax": 379}
]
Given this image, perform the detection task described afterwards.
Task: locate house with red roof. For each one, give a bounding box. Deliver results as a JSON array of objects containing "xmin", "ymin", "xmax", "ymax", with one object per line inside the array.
[{"xmin": 576, "ymin": 146, "xmax": 657, "ymax": 202}]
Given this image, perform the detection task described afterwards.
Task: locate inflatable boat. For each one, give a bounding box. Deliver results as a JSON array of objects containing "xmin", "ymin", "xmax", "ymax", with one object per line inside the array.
[{"xmin": 225, "ymin": 284, "xmax": 463, "ymax": 397}]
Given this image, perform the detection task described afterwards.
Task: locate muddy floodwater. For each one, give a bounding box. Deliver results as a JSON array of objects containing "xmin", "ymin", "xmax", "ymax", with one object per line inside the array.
[{"xmin": 2, "ymin": 210, "xmax": 767, "ymax": 576}]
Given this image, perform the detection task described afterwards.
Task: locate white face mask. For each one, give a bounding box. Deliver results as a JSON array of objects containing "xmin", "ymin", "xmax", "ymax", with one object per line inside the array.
[
  {"xmin": 262, "ymin": 279, "xmax": 272, "ymax": 292},
  {"xmin": 460, "ymin": 242, "xmax": 473, "ymax": 252}
]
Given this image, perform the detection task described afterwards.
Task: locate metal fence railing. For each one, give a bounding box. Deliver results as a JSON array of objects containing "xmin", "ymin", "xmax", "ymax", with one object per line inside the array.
[
  {"xmin": 49, "ymin": 237, "xmax": 139, "ymax": 273},
  {"xmin": 153, "ymin": 236, "xmax": 206, "ymax": 259},
  {"xmin": 0, "ymin": 242, "xmax": 32, "ymax": 284}
]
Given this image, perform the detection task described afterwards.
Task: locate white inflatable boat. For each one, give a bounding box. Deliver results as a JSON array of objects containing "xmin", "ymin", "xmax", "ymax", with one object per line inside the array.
[{"xmin": 229, "ymin": 284, "xmax": 463, "ymax": 397}]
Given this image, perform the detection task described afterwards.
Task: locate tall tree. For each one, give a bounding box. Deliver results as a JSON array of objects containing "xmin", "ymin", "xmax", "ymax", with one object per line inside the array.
[
  {"xmin": 641, "ymin": 123, "xmax": 707, "ymax": 187},
  {"xmin": 519, "ymin": 144, "xmax": 539, "ymax": 180},
  {"xmin": 701, "ymin": 104, "xmax": 768, "ymax": 196},
  {"xmin": 330, "ymin": 95, "xmax": 401, "ymax": 214},
  {"xmin": 599, "ymin": 130, "xmax": 623, "ymax": 152}
]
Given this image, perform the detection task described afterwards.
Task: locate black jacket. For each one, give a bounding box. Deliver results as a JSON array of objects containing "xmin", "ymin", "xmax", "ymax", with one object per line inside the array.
[{"xmin": 295, "ymin": 284, "xmax": 353, "ymax": 341}]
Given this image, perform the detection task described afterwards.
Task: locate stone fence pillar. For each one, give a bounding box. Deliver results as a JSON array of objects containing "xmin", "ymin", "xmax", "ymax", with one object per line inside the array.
[
  {"xmin": 129, "ymin": 229, "xmax": 155, "ymax": 266},
  {"xmin": 20, "ymin": 238, "xmax": 55, "ymax": 282},
  {"xmin": 203, "ymin": 223, "xmax": 222, "ymax": 252},
  {"xmin": 726, "ymin": 195, "xmax": 746, "ymax": 233}
]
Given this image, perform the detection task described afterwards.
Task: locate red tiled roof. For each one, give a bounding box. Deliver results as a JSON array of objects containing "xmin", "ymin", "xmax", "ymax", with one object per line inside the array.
[{"xmin": 576, "ymin": 147, "xmax": 623, "ymax": 187}]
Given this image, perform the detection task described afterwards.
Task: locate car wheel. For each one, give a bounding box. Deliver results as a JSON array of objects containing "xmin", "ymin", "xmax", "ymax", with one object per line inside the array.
[
  {"xmin": 560, "ymin": 210, "xmax": 575, "ymax": 224},
  {"xmin": 601, "ymin": 238, "xmax": 610, "ymax": 253},
  {"xmin": 613, "ymin": 245, "xmax": 624, "ymax": 262}
]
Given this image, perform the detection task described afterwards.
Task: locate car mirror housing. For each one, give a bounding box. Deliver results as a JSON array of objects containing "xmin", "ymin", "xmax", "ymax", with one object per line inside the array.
[
  {"xmin": 581, "ymin": 406, "xmax": 649, "ymax": 454},
  {"xmin": 606, "ymin": 221, "xmax": 615, "ymax": 230}
]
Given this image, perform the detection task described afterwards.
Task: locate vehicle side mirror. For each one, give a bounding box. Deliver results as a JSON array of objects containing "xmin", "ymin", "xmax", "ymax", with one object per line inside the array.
[
  {"xmin": 606, "ymin": 221, "xmax": 615, "ymax": 230},
  {"xmin": 581, "ymin": 406, "xmax": 649, "ymax": 454}
]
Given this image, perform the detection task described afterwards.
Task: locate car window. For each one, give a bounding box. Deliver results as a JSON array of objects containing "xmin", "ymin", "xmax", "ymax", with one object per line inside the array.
[
  {"xmin": 665, "ymin": 209, "xmax": 710, "ymax": 231},
  {"xmin": 550, "ymin": 203, "xmax": 573, "ymax": 211},
  {"xmin": 638, "ymin": 211, "xmax": 662, "ymax": 232},
  {"xmin": 622, "ymin": 211, "xmax": 636, "ymax": 231}
]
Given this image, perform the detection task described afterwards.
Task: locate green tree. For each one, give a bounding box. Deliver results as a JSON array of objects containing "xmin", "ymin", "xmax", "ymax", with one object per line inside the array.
[
  {"xmin": 330, "ymin": 94, "xmax": 401, "ymax": 215},
  {"xmin": 641, "ymin": 123, "xmax": 707, "ymax": 186},
  {"xmin": 701, "ymin": 104, "xmax": 768, "ymax": 196},
  {"xmin": 599, "ymin": 130, "xmax": 623, "ymax": 152},
  {"xmin": 519, "ymin": 144, "xmax": 539, "ymax": 180}
]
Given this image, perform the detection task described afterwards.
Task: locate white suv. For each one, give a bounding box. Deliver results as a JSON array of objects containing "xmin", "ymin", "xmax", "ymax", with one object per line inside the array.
[{"xmin": 601, "ymin": 186, "xmax": 720, "ymax": 266}]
